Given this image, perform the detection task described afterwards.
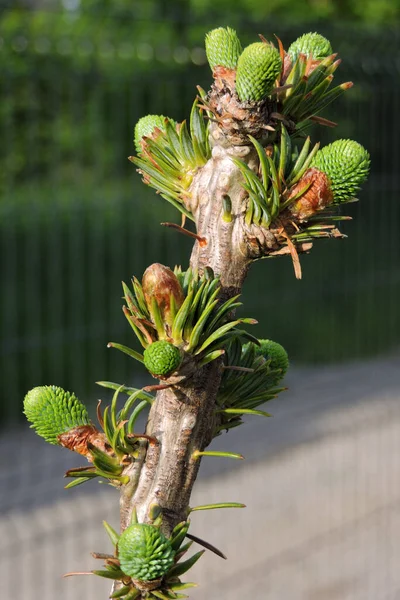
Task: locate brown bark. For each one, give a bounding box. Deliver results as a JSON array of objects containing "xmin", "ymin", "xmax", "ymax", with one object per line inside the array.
[{"xmin": 119, "ymin": 126, "xmax": 258, "ymax": 537}]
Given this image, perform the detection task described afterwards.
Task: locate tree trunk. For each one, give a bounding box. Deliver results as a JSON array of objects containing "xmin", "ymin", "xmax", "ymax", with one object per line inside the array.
[{"xmin": 119, "ymin": 129, "xmax": 255, "ymax": 536}]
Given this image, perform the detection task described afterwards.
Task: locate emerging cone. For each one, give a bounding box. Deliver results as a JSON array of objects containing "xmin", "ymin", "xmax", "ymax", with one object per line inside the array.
[
  {"xmin": 235, "ymin": 42, "xmax": 281, "ymax": 102},
  {"xmin": 134, "ymin": 115, "xmax": 173, "ymax": 155},
  {"xmin": 311, "ymin": 139, "xmax": 370, "ymax": 203},
  {"xmin": 24, "ymin": 385, "xmax": 90, "ymax": 445},
  {"xmin": 118, "ymin": 524, "xmax": 175, "ymax": 582},
  {"xmin": 143, "ymin": 341, "xmax": 182, "ymax": 378},
  {"xmin": 130, "ymin": 99, "xmax": 210, "ymax": 220},
  {"xmin": 205, "ymin": 26, "xmax": 242, "ymax": 71},
  {"xmin": 288, "ymin": 32, "xmax": 332, "ymax": 62},
  {"xmin": 255, "ymin": 340, "xmax": 289, "ymax": 385}
]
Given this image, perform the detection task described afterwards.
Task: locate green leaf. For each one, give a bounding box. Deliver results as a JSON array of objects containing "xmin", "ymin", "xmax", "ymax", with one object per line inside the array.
[
  {"xmin": 179, "ymin": 121, "xmax": 196, "ymax": 166},
  {"xmin": 217, "ymin": 408, "xmax": 272, "ymax": 417},
  {"xmin": 174, "ymin": 540, "xmax": 193, "ymax": 561},
  {"xmin": 131, "ymin": 277, "xmax": 149, "ymax": 315},
  {"xmin": 305, "ymin": 54, "xmax": 335, "ymax": 90},
  {"xmin": 282, "ymin": 78, "xmax": 308, "ymax": 114},
  {"xmin": 172, "ymin": 289, "xmax": 194, "ymax": 344},
  {"xmin": 121, "ymin": 390, "xmax": 152, "ymax": 421},
  {"xmin": 103, "ymin": 520, "xmax": 120, "ymax": 546},
  {"xmin": 288, "ymin": 141, "xmax": 320, "ymax": 186},
  {"xmin": 198, "ymin": 349, "xmax": 225, "ymax": 367},
  {"xmin": 97, "ymin": 381, "xmax": 154, "ymax": 403},
  {"xmin": 64, "ymin": 477, "xmax": 92, "ymax": 489},
  {"xmin": 279, "ymin": 124, "xmax": 291, "ymax": 181},
  {"xmin": 192, "ymin": 450, "xmax": 244, "ymax": 460},
  {"xmin": 167, "ymin": 551, "xmax": 205, "ymax": 578},
  {"xmin": 110, "ymin": 386, "xmax": 123, "ymax": 431},
  {"xmin": 110, "ymin": 586, "xmax": 132, "ymax": 598},
  {"xmin": 170, "ymin": 521, "xmax": 190, "ymax": 551},
  {"xmin": 183, "ymin": 280, "xmax": 207, "ymax": 342},
  {"xmin": 102, "ymin": 406, "xmax": 115, "ymax": 445},
  {"xmin": 194, "ymin": 320, "xmax": 240, "ymax": 355},
  {"xmin": 127, "ymin": 400, "xmax": 148, "ymax": 434},
  {"xmin": 151, "ymin": 296, "xmax": 167, "ymax": 339},
  {"xmin": 123, "ymin": 281, "xmax": 141, "ymax": 315},
  {"xmin": 287, "ymin": 136, "xmax": 310, "ymax": 185},
  {"xmin": 203, "ymin": 294, "xmax": 241, "ymax": 340},
  {"xmin": 285, "ymin": 54, "xmax": 307, "ymax": 90},
  {"xmin": 88, "ymin": 443, "xmax": 123, "ymax": 476},
  {"xmin": 248, "ymin": 135, "xmax": 271, "ymax": 191},
  {"xmin": 152, "ymin": 591, "xmax": 178, "ymax": 600},
  {"xmin": 169, "ymin": 582, "xmax": 198, "ymax": 592},
  {"xmin": 122, "ymin": 310, "xmax": 148, "ymax": 349},
  {"xmin": 189, "ymin": 502, "xmax": 245, "ymax": 512},
  {"xmin": 159, "ymin": 192, "xmax": 195, "ymax": 222},
  {"xmin": 297, "ymin": 76, "xmax": 334, "ymax": 120},
  {"xmin": 92, "ymin": 569, "xmax": 125, "ymax": 580},
  {"xmin": 190, "ymin": 98, "xmax": 209, "ymax": 161},
  {"xmin": 303, "ymin": 82, "xmax": 350, "ymax": 118},
  {"xmin": 123, "ymin": 589, "xmax": 141, "ymax": 600},
  {"xmin": 65, "ymin": 468, "xmax": 99, "ymax": 478},
  {"xmin": 196, "ymin": 278, "xmax": 220, "ymax": 322},
  {"xmin": 186, "ymin": 298, "xmax": 219, "ymax": 351}
]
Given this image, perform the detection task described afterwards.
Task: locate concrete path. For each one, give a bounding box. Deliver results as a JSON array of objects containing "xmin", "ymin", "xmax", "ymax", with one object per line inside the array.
[{"xmin": 1, "ymin": 354, "xmax": 399, "ymax": 599}]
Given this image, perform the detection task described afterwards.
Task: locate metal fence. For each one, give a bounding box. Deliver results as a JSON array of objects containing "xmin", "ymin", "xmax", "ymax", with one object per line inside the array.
[{"xmin": 1, "ymin": 9, "xmax": 399, "ymax": 428}]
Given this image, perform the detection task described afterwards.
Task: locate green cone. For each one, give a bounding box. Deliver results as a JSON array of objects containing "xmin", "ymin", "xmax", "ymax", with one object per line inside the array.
[
  {"xmin": 143, "ymin": 341, "xmax": 182, "ymax": 377},
  {"xmin": 288, "ymin": 32, "xmax": 332, "ymax": 62},
  {"xmin": 235, "ymin": 42, "xmax": 281, "ymax": 102},
  {"xmin": 255, "ymin": 340, "xmax": 289, "ymax": 384},
  {"xmin": 118, "ymin": 523, "xmax": 175, "ymax": 581},
  {"xmin": 205, "ymin": 26, "xmax": 242, "ymax": 71},
  {"xmin": 134, "ymin": 115, "xmax": 173, "ymax": 155},
  {"xmin": 311, "ymin": 139, "xmax": 370, "ymax": 202},
  {"xmin": 24, "ymin": 385, "xmax": 90, "ymax": 445}
]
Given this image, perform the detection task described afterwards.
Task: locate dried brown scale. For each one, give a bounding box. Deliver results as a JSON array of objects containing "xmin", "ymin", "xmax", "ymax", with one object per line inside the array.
[
  {"xmin": 142, "ymin": 263, "xmax": 185, "ymax": 329},
  {"xmin": 281, "ymin": 52, "xmax": 293, "ymax": 82},
  {"xmin": 286, "ymin": 167, "xmax": 334, "ymax": 220},
  {"xmin": 131, "ymin": 577, "xmax": 163, "ymax": 593},
  {"xmin": 207, "ymin": 69, "xmax": 278, "ymax": 147},
  {"xmin": 58, "ymin": 425, "xmax": 109, "ymax": 460}
]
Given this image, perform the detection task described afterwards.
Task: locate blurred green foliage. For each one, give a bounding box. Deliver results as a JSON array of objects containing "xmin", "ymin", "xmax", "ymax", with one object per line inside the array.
[
  {"xmin": 0, "ymin": 0, "xmax": 397, "ymax": 188},
  {"xmin": 0, "ymin": 2, "xmax": 191, "ymax": 189},
  {"xmin": 191, "ymin": 0, "xmax": 400, "ymax": 24}
]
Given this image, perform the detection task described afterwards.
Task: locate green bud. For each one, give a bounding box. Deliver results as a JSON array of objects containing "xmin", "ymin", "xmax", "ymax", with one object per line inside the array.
[
  {"xmin": 311, "ymin": 139, "xmax": 370, "ymax": 203},
  {"xmin": 24, "ymin": 385, "xmax": 90, "ymax": 445},
  {"xmin": 134, "ymin": 115, "xmax": 174, "ymax": 155},
  {"xmin": 142, "ymin": 263, "xmax": 185, "ymax": 328},
  {"xmin": 236, "ymin": 42, "xmax": 281, "ymax": 102},
  {"xmin": 205, "ymin": 26, "xmax": 242, "ymax": 71},
  {"xmin": 118, "ymin": 523, "xmax": 175, "ymax": 581},
  {"xmin": 143, "ymin": 341, "xmax": 182, "ymax": 378},
  {"xmin": 288, "ymin": 32, "xmax": 332, "ymax": 62},
  {"xmin": 255, "ymin": 339, "xmax": 289, "ymax": 384}
]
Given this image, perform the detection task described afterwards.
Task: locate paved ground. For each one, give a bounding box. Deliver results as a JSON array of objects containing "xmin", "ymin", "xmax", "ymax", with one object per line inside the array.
[{"xmin": 1, "ymin": 353, "xmax": 399, "ymax": 600}]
